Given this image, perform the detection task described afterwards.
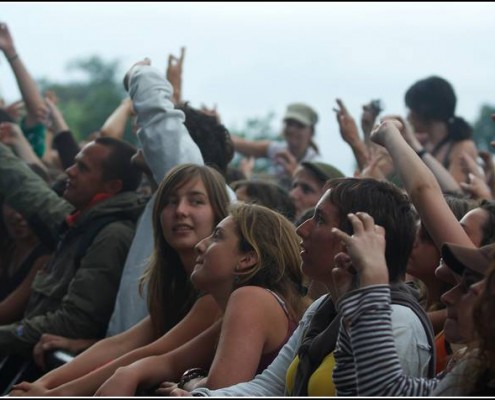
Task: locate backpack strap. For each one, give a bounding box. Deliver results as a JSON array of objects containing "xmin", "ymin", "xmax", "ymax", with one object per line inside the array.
[{"xmin": 390, "ymin": 284, "xmax": 436, "ymax": 378}]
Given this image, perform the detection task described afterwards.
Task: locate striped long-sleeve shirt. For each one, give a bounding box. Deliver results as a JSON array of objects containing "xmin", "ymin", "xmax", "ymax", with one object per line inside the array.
[{"xmin": 333, "ymin": 285, "xmax": 437, "ymax": 396}]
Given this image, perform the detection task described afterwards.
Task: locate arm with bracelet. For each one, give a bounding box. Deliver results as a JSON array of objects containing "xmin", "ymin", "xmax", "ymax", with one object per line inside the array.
[{"xmin": 382, "ymin": 115, "xmax": 461, "ymax": 194}]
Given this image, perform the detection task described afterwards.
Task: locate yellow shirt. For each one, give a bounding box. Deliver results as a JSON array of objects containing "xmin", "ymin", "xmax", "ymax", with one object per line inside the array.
[{"xmin": 285, "ymin": 352, "xmax": 336, "ymax": 396}]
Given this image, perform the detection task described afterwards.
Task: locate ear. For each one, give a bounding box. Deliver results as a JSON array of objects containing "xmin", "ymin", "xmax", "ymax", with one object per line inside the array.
[
  {"xmin": 104, "ymin": 179, "xmax": 123, "ymax": 195},
  {"xmin": 235, "ymin": 250, "xmax": 259, "ymax": 274}
]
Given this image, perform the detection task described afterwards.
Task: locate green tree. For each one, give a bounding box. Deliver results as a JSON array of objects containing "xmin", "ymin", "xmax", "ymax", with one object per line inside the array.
[
  {"xmin": 473, "ymin": 104, "xmax": 495, "ymax": 152},
  {"xmin": 38, "ymin": 56, "xmax": 133, "ymax": 144}
]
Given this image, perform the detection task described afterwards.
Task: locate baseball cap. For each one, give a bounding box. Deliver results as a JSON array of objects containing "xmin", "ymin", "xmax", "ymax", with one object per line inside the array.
[
  {"xmin": 300, "ymin": 161, "xmax": 345, "ymax": 185},
  {"xmin": 441, "ymin": 242, "xmax": 495, "ymax": 276},
  {"xmin": 283, "ymin": 103, "xmax": 318, "ymax": 127}
]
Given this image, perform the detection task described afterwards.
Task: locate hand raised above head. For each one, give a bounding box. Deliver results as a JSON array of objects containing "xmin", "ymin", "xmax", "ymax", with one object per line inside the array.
[
  {"xmin": 334, "ymin": 98, "xmax": 360, "ymax": 145},
  {"xmin": 0, "ymin": 22, "xmax": 15, "ymax": 54},
  {"xmin": 369, "ymin": 119, "xmax": 402, "ymax": 147},
  {"xmin": 123, "ymin": 58, "xmax": 151, "ymax": 91},
  {"xmin": 361, "ymin": 99, "xmax": 382, "ymax": 137}
]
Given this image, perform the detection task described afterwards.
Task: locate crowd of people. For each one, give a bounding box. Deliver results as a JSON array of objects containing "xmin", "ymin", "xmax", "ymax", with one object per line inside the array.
[{"xmin": 0, "ymin": 20, "xmax": 494, "ymax": 396}]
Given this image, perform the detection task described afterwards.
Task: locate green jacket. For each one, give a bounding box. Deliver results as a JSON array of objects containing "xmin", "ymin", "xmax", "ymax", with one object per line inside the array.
[{"xmin": 0, "ymin": 144, "xmax": 144, "ymax": 356}]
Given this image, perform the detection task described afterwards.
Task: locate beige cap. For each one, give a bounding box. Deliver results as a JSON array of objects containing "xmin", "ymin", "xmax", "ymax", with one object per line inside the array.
[{"xmin": 283, "ymin": 103, "xmax": 318, "ymax": 127}]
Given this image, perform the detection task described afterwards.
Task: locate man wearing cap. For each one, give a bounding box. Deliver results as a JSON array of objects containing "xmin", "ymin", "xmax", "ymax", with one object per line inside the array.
[{"xmin": 231, "ymin": 102, "xmax": 321, "ymax": 189}]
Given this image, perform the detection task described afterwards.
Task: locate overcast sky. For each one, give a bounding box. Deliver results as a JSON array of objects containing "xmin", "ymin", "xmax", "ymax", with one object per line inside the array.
[{"xmin": 1, "ymin": 2, "xmax": 493, "ymax": 175}]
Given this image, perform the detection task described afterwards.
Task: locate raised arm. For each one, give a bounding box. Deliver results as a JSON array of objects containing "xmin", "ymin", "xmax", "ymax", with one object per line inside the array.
[
  {"xmin": 99, "ymin": 97, "xmax": 134, "ymax": 139},
  {"xmin": 125, "ymin": 59, "xmax": 203, "ymax": 184},
  {"xmin": 381, "ymin": 115, "xmax": 462, "ymax": 194},
  {"xmin": 370, "ymin": 120, "xmax": 473, "ymax": 250},
  {"xmin": 0, "ymin": 122, "xmax": 47, "ymax": 173},
  {"xmin": 0, "ymin": 142, "xmax": 72, "ymax": 249},
  {"xmin": 44, "ymin": 97, "xmax": 80, "ymax": 169},
  {"xmin": 334, "ymin": 98, "xmax": 369, "ymax": 171},
  {"xmin": 166, "ymin": 47, "xmax": 185, "ymax": 105},
  {"xmin": 0, "ymin": 22, "xmax": 47, "ymax": 128}
]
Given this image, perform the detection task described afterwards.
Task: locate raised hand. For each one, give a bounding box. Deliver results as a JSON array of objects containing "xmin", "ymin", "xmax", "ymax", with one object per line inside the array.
[
  {"xmin": 0, "ymin": 22, "xmax": 16, "ymax": 57},
  {"xmin": 331, "ymin": 212, "xmax": 388, "ymax": 289},
  {"xmin": 123, "ymin": 57, "xmax": 151, "ymax": 91},
  {"xmin": 200, "ymin": 103, "xmax": 221, "ymax": 123},
  {"xmin": 334, "ymin": 98, "xmax": 360, "ymax": 145},
  {"xmin": 380, "ymin": 114, "xmax": 420, "ymax": 150},
  {"xmin": 361, "ymin": 99, "xmax": 382, "ymax": 138},
  {"xmin": 369, "ymin": 119, "xmax": 403, "ymax": 148},
  {"xmin": 166, "ymin": 47, "xmax": 185, "ymax": 105}
]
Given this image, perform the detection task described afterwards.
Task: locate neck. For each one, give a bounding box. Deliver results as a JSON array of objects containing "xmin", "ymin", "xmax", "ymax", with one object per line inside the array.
[{"xmin": 209, "ymin": 282, "xmax": 235, "ymax": 312}]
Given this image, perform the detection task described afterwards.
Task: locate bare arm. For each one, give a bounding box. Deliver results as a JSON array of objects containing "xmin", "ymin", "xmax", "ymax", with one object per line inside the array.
[
  {"xmin": 29, "ymin": 294, "xmax": 221, "ymax": 396},
  {"xmin": 99, "ymin": 98, "xmax": 134, "ymax": 139},
  {"xmin": 0, "ymin": 22, "xmax": 47, "ymax": 128},
  {"xmin": 166, "ymin": 47, "xmax": 185, "ymax": 105},
  {"xmin": 0, "ymin": 122, "xmax": 47, "ymax": 173},
  {"xmin": 334, "ymin": 98, "xmax": 369, "ymax": 171},
  {"xmin": 370, "ymin": 120, "xmax": 474, "ymax": 250},
  {"xmin": 382, "ymin": 115, "xmax": 462, "ymax": 194},
  {"xmin": 231, "ymin": 135, "xmax": 271, "ymax": 158},
  {"xmin": 447, "ymin": 140, "xmax": 479, "ymax": 185},
  {"xmin": 94, "ymin": 320, "xmax": 222, "ymax": 396}
]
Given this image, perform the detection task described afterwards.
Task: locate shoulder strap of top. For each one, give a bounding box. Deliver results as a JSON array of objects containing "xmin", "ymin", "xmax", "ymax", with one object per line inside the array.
[{"xmin": 264, "ymin": 288, "xmax": 290, "ymax": 318}]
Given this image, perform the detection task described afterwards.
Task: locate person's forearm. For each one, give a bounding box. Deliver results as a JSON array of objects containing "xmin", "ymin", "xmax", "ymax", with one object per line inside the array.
[
  {"xmin": 6, "ymin": 51, "xmax": 45, "ymax": 127},
  {"xmin": 9, "ymin": 134, "xmax": 48, "ymax": 173},
  {"xmin": 383, "ymin": 133, "xmax": 440, "ymax": 198},
  {"xmin": 231, "ymin": 135, "xmax": 269, "ymax": 158},
  {"xmin": 99, "ymin": 100, "xmax": 132, "ymax": 139},
  {"xmin": 347, "ymin": 138, "xmax": 369, "ymax": 171},
  {"xmin": 419, "ymin": 151, "xmax": 462, "ymax": 194}
]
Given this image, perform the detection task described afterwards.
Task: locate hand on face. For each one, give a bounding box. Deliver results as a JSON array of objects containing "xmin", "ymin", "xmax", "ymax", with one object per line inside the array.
[{"xmin": 331, "ymin": 212, "xmax": 388, "ymax": 292}]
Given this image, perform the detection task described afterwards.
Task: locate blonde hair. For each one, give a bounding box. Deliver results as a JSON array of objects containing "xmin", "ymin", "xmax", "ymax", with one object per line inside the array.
[
  {"xmin": 140, "ymin": 164, "xmax": 229, "ymax": 336},
  {"xmin": 229, "ymin": 202, "xmax": 308, "ymax": 321}
]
